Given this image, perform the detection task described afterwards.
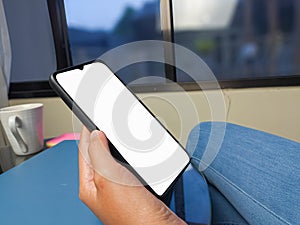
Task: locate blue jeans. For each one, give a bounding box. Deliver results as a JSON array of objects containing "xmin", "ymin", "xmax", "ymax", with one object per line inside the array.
[{"xmin": 186, "ymin": 122, "xmax": 300, "ymax": 225}]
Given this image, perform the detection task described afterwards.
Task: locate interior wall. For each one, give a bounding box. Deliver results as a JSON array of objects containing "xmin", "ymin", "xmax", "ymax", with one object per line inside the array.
[{"xmin": 9, "ymin": 86, "xmax": 300, "ymax": 145}]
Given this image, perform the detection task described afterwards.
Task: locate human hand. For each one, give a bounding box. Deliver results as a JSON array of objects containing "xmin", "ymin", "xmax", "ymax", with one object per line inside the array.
[{"xmin": 78, "ymin": 126, "xmax": 186, "ymax": 225}]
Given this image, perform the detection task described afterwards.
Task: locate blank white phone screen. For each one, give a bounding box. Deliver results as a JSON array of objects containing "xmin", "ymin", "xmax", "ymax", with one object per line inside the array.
[{"xmin": 56, "ymin": 62, "xmax": 190, "ymax": 196}]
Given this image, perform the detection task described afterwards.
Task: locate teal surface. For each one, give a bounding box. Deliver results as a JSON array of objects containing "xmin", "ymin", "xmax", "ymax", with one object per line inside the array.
[
  {"xmin": 0, "ymin": 140, "xmax": 210, "ymax": 225},
  {"xmin": 0, "ymin": 141, "xmax": 103, "ymax": 225}
]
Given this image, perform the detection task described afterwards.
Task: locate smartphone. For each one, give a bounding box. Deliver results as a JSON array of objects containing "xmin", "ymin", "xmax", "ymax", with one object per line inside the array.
[{"xmin": 49, "ymin": 61, "xmax": 190, "ymax": 198}]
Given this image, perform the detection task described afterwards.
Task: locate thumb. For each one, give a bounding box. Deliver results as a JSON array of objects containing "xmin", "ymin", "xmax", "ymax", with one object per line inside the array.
[{"xmin": 88, "ymin": 130, "xmax": 141, "ymax": 187}]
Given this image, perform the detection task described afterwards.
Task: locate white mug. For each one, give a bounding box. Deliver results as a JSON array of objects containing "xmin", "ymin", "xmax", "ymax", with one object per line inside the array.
[{"xmin": 0, "ymin": 103, "xmax": 44, "ymax": 156}]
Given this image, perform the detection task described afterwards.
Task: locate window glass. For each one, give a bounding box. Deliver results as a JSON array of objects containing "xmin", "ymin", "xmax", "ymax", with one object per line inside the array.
[
  {"xmin": 64, "ymin": 0, "xmax": 165, "ymax": 84},
  {"xmin": 172, "ymin": 0, "xmax": 300, "ymax": 82},
  {"xmin": 4, "ymin": 0, "xmax": 56, "ymax": 83}
]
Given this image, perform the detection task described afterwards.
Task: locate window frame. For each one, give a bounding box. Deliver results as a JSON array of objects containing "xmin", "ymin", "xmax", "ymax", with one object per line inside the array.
[
  {"xmin": 8, "ymin": 0, "xmax": 300, "ymax": 99},
  {"xmin": 9, "ymin": 0, "xmax": 72, "ymax": 99}
]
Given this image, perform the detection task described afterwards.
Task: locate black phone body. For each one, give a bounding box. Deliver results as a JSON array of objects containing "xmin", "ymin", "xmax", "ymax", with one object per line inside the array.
[{"xmin": 49, "ymin": 61, "xmax": 190, "ymax": 198}]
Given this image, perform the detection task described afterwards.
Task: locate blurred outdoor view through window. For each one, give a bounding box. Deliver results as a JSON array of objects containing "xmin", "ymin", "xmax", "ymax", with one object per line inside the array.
[
  {"xmin": 65, "ymin": 0, "xmax": 300, "ymax": 83},
  {"xmin": 173, "ymin": 0, "xmax": 300, "ymax": 81},
  {"xmin": 64, "ymin": 0, "xmax": 164, "ymax": 84}
]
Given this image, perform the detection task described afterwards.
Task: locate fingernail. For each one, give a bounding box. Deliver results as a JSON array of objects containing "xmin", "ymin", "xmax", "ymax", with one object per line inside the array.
[{"xmin": 90, "ymin": 130, "xmax": 100, "ymax": 141}]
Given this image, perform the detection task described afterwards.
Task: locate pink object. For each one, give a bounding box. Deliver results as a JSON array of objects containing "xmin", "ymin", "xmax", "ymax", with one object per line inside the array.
[{"xmin": 46, "ymin": 133, "xmax": 80, "ymax": 147}]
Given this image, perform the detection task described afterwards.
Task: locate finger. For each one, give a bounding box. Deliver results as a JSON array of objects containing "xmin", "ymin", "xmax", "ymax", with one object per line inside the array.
[
  {"xmin": 79, "ymin": 126, "xmax": 92, "ymax": 165},
  {"xmin": 78, "ymin": 149, "xmax": 95, "ymax": 187},
  {"xmin": 97, "ymin": 129, "xmax": 108, "ymax": 147},
  {"xmin": 79, "ymin": 126, "xmax": 90, "ymax": 145},
  {"xmin": 88, "ymin": 130, "xmax": 141, "ymax": 188},
  {"xmin": 79, "ymin": 126, "xmax": 90, "ymax": 148},
  {"xmin": 78, "ymin": 127, "xmax": 94, "ymax": 191}
]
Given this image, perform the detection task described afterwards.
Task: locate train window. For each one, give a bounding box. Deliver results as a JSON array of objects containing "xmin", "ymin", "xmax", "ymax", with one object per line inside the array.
[
  {"xmin": 172, "ymin": 0, "xmax": 300, "ymax": 86},
  {"xmin": 7, "ymin": 0, "xmax": 300, "ymax": 98}
]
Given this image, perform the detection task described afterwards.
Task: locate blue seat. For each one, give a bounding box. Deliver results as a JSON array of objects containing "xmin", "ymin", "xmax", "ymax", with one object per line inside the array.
[{"xmin": 170, "ymin": 165, "xmax": 211, "ymax": 225}]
